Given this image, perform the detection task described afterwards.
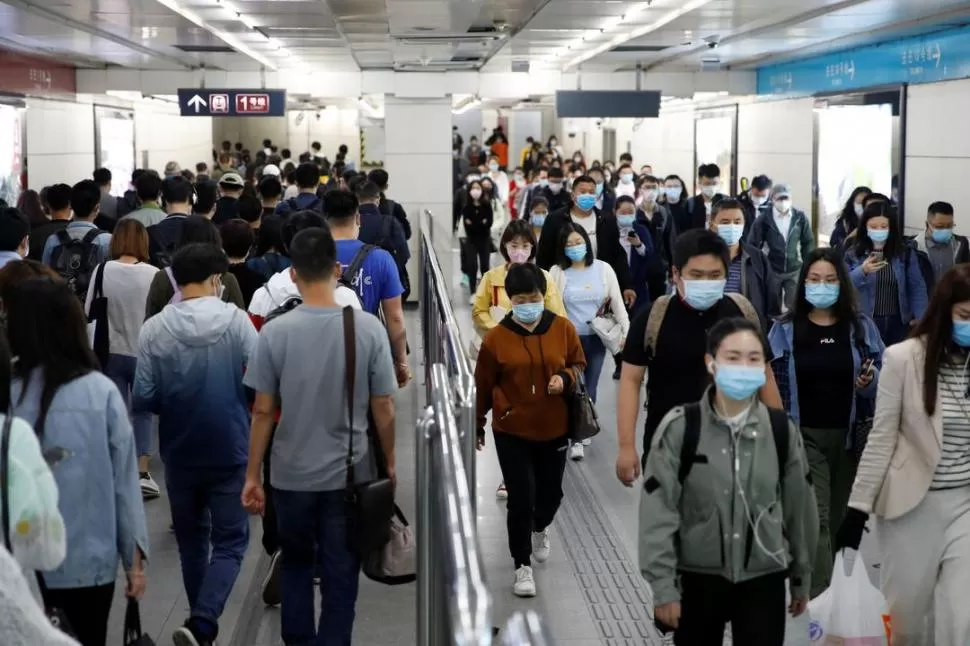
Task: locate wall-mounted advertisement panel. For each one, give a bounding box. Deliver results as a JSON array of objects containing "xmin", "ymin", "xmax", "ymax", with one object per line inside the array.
[
  {"xmin": 94, "ymin": 107, "xmax": 135, "ymax": 197},
  {"xmin": 0, "ymin": 102, "xmax": 25, "ymax": 207}
]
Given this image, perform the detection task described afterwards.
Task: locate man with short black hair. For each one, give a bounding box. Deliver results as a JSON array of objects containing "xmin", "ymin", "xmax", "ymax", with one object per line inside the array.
[
  {"xmin": 326, "ymin": 190, "xmax": 409, "ymax": 386},
  {"xmin": 93, "ymin": 167, "xmax": 119, "ymax": 227},
  {"xmin": 242, "ymin": 225, "xmax": 398, "ymax": 645},
  {"xmin": 194, "ymin": 180, "xmax": 219, "ymax": 218},
  {"xmin": 531, "ymin": 166, "xmax": 571, "ymax": 214},
  {"xmin": 195, "ymin": 162, "xmax": 210, "ymax": 183},
  {"xmin": 616, "ymin": 229, "xmax": 782, "ymax": 485},
  {"xmin": 684, "ymin": 163, "xmax": 727, "ymax": 231},
  {"xmin": 147, "ymin": 176, "xmax": 195, "ymax": 267},
  {"xmin": 275, "ymin": 163, "xmax": 323, "ymax": 216},
  {"xmin": 29, "ymin": 183, "xmax": 71, "ymax": 260},
  {"xmin": 122, "ymin": 172, "xmax": 165, "ymax": 228},
  {"xmin": 42, "ymin": 179, "xmax": 111, "ymax": 268},
  {"xmin": 913, "ymin": 200, "xmax": 970, "ymax": 290},
  {"xmin": 213, "ymin": 173, "xmax": 245, "ymax": 224},
  {"xmin": 355, "ymin": 181, "xmax": 409, "ymax": 266},
  {"xmin": 738, "ymin": 173, "xmax": 772, "ymax": 240},
  {"xmin": 237, "ymin": 195, "xmax": 263, "ymax": 232},
  {"xmin": 367, "ymin": 168, "xmax": 411, "ymax": 239},
  {"xmin": 133, "ymin": 242, "xmax": 257, "ymax": 646},
  {"xmin": 258, "ymin": 176, "xmax": 283, "ymax": 217},
  {"xmin": 0, "ymin": 207, "xmax": 30, "ymax": 268}
]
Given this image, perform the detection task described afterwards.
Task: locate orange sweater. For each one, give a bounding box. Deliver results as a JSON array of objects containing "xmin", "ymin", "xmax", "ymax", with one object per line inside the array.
[{"xmin": 474, "ymin": 311, "xmax": 586, "ymax": 441}]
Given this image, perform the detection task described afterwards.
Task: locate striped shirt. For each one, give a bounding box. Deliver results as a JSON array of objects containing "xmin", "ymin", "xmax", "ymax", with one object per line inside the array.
[
  {"xmin": 931, "ymin": 360, "xmax": 970, "ymax": 490},
  {"xmin": 725, "ymin": 254, "xmax": 743, "ymax": 295},
  {"xmin": 872, "ymin": 263, "xmax": 899, "ymax": 316}
]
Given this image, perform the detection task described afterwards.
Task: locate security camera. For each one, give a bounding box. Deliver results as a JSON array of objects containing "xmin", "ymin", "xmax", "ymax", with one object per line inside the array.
[{"xmin": 703, "ymin": 34, "xmax": 721, "ymax": 49}]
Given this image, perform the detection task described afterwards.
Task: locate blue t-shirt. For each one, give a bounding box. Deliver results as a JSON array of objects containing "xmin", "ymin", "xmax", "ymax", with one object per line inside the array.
[{"xmin": 335, "ymin": 239, "xmax": 404, "ymax": 315}]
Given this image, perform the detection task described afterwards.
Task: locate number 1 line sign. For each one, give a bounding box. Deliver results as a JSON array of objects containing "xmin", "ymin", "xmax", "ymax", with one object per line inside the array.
[{"xmin": 177, "ymin": 89, "xmax": 287, "ymax": 117}]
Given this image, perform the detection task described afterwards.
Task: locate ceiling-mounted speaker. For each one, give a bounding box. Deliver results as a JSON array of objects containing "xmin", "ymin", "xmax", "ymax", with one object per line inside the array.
[{"xmin": 294, "ymin": 111, "xmax": 305, "ymax": 126}]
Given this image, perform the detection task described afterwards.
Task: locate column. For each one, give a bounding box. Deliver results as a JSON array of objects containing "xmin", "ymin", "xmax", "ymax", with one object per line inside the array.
[{"xmin": 383, "ymin": 95, "xmax": 454, "ymax": 301}]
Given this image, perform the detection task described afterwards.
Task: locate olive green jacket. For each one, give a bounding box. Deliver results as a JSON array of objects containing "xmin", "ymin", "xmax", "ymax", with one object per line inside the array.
[{"xmin": 639, "ymin": 390, "xmax": 818, "ymax": 605}]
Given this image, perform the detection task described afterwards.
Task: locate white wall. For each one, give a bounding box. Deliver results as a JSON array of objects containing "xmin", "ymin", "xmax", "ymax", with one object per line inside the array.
[
  {"xmin": 135, "ymin": 101, "xmax": 213, "ymax": 175},
  {"xmin": 26, "ymin": 98, "xmax": 96, "ymax": 190},
  {"xmin": 452, "ymin": 108, "xmax": 483, "ymax": 148},
  {"xmin": 905, "ymin": 78, "xmax": 970, "ymax": 234},
  {"xmin": 737, "ymin": 98, "xmax": 814, "ymax": 209},
  {"xmin": 631, "ymin": 111, "xmax": 696, "ymax": 185},
  {"xmin": 288, "ymin": 108, "xmax": 360, "ymax": 164},
  {"xmin": 507, "ymin": 111, "xmax": 542, "ymax": 166}
]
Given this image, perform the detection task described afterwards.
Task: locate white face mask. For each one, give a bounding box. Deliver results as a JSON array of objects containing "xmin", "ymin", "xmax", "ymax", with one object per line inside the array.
[
  {"xmin": 700, "ymin": 184, "xmax": 718, "ymax": 198},
  {"xmin": 775, "ymin": 199, "xmax": 792, "ymax": 213},
  {"xmin": 548, "ymin": 182, "xmax": 563, "ymax": 194},
  {"xmin": 469, "ymin": 188, "xmax": 482, "ymax": 200},
  {"xmin": 854, "ymin": 202, "xmax": 864, "ymax": 217},
  {"xmin": 752, "ymin": 194, "xmax": 768, "ymax": 207}
]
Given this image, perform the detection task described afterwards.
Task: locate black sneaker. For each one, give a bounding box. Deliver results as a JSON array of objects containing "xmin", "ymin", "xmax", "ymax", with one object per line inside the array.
[{"xmin": 261, "ymin": 550, "xmax": 282, "ymax": 607}]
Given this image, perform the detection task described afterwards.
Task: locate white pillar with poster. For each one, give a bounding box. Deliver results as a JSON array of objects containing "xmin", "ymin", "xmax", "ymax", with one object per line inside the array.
[{"xmin": 382, "ymin": 95, "xmax": 454, "ymax": 303}]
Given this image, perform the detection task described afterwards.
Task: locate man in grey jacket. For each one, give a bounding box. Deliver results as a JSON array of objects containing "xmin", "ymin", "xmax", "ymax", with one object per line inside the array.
[{"xmin": 639, "ymin": 389, "xmax": 818, "ymax": 643}]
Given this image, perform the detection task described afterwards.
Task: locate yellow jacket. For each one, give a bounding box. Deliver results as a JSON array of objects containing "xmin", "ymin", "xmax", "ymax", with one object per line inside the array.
[{"xmin": 472, "ymin": 264, "xmax": 566, "ymax": 337}]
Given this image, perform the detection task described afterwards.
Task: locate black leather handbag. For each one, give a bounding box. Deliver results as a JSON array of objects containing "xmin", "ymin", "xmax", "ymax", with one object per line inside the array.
[
  {"xmin": 0, "ymin": 410, "xmax": 78, "ymax": 640},
  {"xmin": 341, "ymin": 307, "xmax": 394, "ymax": 554},
  {"xmin": 567, "ymin": 372, "xmax": 601, "ymax": 442},
  {"xmin": 124, "ymin": 598, "xmax": 155, "ymax": 646}
]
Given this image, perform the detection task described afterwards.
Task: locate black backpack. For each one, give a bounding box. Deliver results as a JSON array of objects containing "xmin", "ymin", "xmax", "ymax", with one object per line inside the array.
[
  {"xmin": 340, "ymin": 243, "xmax": 379, "ymax": 303},
  {"xmin": 678, "ymin": 402, "xmax": 789, "ymax": 485},
  {"xmin": 49, "ymin": 229, "xmax": 103, "ymax": 300},
  {"xmin": 287, "ymin": 196, "xmax": 323, "ymax": 214}
]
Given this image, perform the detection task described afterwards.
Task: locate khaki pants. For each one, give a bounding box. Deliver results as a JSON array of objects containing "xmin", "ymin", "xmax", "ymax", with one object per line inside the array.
[
  {"xmin": 801, "ymin": 426, "xmax": 856, "ymax": 598},
  {"xmin": 878, "ymin": 486, "xmax": 970, "ymax": 646}
]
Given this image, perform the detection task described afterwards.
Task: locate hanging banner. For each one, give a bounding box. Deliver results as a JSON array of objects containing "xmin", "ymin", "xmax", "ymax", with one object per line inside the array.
[{"xmin": 0, "ymin": 50, "xmax": 76, "ymax": 95}]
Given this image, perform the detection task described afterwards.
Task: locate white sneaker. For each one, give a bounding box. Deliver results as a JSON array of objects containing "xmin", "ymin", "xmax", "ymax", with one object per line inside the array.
[
  {"xmin": 140, "ymin": 473, "xmax": 160, "ymax": 499},
  {"xmin": 513, "ymin": 565, "xmax": 536, "ymax": 597},
  {"xmin": 532, "ymin": 529, "xmax": 550, "ymax": 563},
  {"xmin": 569, "ymin": 442, "xmax": 585, "ymax": 461},
  {"xmin": 468, "ymin": 293, "xmax": 476, "ymax": 305},
  {"xmin": 496, "ymin": 482, "xmax": 508, "ymax": 500}
]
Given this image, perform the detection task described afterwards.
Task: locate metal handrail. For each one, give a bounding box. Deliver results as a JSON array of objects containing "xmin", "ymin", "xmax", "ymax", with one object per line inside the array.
[
  {"xmin": 417, "ymin": 364, "xmax": 492, "ymax": 646},
  {"xmin": 419, "ymin": 209, "xmax": 477, "ymax": 507},
  {"xmin": 500, "ymin": 612, "xmax": 555, "ymax": 646}
]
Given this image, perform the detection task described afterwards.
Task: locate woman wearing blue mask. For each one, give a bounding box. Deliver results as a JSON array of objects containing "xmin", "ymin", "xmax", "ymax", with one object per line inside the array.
[
  {"xmin": 846, "ymin": 202, "xmax": 929, "ymax": 345},
  {"xmin": 659, "ymin": 174, "xmax": 691, "ymax": 235},
  {"xmin": 549, "ymin": 223, "xmax": 629, "ymax": 461},
  {"xmin": 767, "ymin": 247, "xmax": 884, "ymax": 597},
  {"xmin": 640, "ymin": 316, "xmax": 818, "ymax": 644},
  {"xmin": 836, "ymin": 264, "xmax": 970, "ymax": 644},
  {"xmin": 474, "ymin": 263, "xmax": 586, "ymax": 598},
  {"xmin": 611, "ymin": 196, "xmax": 653, "ymax": 380}
]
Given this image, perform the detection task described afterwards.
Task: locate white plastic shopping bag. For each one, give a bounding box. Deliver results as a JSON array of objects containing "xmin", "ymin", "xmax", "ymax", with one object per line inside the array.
[{"xmin": 807, "ymin": 549, "xmax": 892, "ymax": 644}]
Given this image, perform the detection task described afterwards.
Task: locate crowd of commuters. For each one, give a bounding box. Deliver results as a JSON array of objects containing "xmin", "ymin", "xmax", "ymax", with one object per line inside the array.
[
  {"xmin": 461, "ymin": 130, "xmax": 968, "ymax": 645},
  {"xmin": 0, "ymin": 137, "xmax": 410, "ymax": 646}
]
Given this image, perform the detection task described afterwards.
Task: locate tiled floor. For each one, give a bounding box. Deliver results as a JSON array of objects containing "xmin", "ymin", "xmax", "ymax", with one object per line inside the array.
[{"xmin": 141, "ymin": 243, "xmax": 883, "ymax": 645}]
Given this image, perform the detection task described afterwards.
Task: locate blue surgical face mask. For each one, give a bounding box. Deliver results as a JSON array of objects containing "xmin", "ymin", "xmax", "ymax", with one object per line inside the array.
[
  {"xmin": 682, "ymin": 279, "xmax": 726, "ymax": 311},
  {"xmin": 538, "ymin": 178, "xmax": 548, "ymax": 187},
  {"xmin": 665, "ymin": 186, "xmax": 682, "ymax": 202},
  {"xmin": 953, "ymin": 320, "xmax": 970, "ymax": 347},
  {"xmin": 931, "ymin": 228, "xmax": 954, "ymax": 244},
  {"xmin": 805, "ymin": 283, "xmax": 840, "ymax": 309},
  {"xmin": 595, "ymin": 182, "xmax": 604, "ymax": 197},
  {"xmin": 617, "ymin": 214, "xmax": 636, "ymax": 228},
  {"xmin": 531, "ymin": 213, "xmax": 547, "ymax": 227},
  {"xmin": 716, "ymin": 223, "xmax": 744, "ymax": 246},
  {"xmin": 488, "ymin": 162, "xmax": 499, "ymax": 172},
  {"xmin": 565, "ymin": 244, "xmax": 587, "ymax": 262},
  {"xmin": 512, "ymin": 302, "xmax": 544, "ymax": 324},
  {"xmin": 868, "ymin": 227, "xmax": 890, "ymax": 243},
  {"xmin": 713, "ymin": 363, "xmax": 766, "ymax": 401},
  {"xmin": 576, "ymin": 194, "xmax": 597, "ymax": 212}
]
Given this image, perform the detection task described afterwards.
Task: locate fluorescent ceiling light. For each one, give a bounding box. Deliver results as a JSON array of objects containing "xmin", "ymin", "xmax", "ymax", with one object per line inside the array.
[
  {"xmin": 217, "ymin": 0, "xmax": 257, "ymax": 29},
  {"xmin": 358, "ymin": 98, "xmax": 383, "ymax": 119},
  {"xmin": 154, "ymin": 0, "xmax": 278, "ymax": 69},
  {"xmin": 453, "ymin": 97, "xmax": 482, "ymax": 115},
  {"xmin": 559, "ymin": 0, "xmax": 716, "ymax": 70}
]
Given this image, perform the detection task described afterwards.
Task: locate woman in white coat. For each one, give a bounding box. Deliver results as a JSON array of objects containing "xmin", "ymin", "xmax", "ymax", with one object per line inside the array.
[
  {"xmin": 836, "ymin": 264, "xmax": 970, "ymax": 645},
  {"xmin": 549, "ymin": 222, "xmax": 629, "ymax": 461}
]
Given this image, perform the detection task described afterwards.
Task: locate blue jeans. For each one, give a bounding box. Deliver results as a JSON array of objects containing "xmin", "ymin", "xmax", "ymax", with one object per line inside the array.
[
  {"xmin": 166, "ymin": 465, "xmax": 250, "ymax": 637},
  {"xmin": 579, "ymin": 334, "xmax": 607, "ymax": 404},
  {"xmin": 104, "ymin": 354, "xmax": 154, "ymax": 458},
  {"xmin": 274, "ymin": 489, "xmax": 361, "ymax": 646}
]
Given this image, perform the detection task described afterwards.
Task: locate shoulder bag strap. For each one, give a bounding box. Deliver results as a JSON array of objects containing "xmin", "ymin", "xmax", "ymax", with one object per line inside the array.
[
  {"xmin": 645, "ymin": 294, "xmax": 672, "ymax": 357},
  {"xmin": 343, "ymin": 307, "xmax": 356, "ymax": 494},
  {"xmin": 93, "ymin": 262, "xmax": 107, "ymax": 300},
  {"xmin": 1, "ymin": 410, "xmax": 12, "ymax": 551}
]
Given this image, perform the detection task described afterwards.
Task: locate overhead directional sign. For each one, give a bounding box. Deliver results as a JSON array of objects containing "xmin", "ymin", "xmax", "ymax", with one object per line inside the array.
[
  {"xmin": 757, "ymin": 25, "xmax": 970, "ymax": 96},
  {"xmin": 177, "ymin": 89, "xmax": 287, "ymax": 117}
]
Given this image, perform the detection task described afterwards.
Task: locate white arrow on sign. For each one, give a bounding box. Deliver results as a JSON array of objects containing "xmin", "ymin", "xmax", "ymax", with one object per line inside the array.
[{"xmin": 186, "ymin": 94, "xmax": 207, "ymax": 113}]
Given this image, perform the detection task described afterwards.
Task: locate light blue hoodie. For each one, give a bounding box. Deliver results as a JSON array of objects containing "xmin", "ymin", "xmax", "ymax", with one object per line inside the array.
[{"xmin": 133, "ymin": 297, "xmax": 257, "ymax": 469}]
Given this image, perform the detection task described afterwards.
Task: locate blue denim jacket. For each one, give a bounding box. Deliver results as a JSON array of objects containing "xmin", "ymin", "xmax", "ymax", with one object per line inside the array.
[
  {"xmin": 11, "ymin": 370, "xmax": 149, "ymax": 589},
  {"xmin": 846, "ymin": 247, "xmax": 929, "ymax": 324},
  {"xmin": 767, "ymin": 315, "xmax": 885, "ymax": 429}
]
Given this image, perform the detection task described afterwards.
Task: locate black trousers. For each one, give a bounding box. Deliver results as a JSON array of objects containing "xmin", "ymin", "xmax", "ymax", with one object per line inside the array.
[
  {"xmin": 493, "ymin": 431, "xmax": 568, "ymax": 568},
  {"xmin": 42, "ymin": 582, "xmax": 115, "ymax": 646},
  {"xmin": 261, "ymin": 425, "xmax": 278, "ymax": 555},
  {"xmin": 463, "ymin": 236, "xmax": 491, "ymax": 292},
  {"xmin": 674, "ymin": 571, "xmax": 787, "ymax": 646}
]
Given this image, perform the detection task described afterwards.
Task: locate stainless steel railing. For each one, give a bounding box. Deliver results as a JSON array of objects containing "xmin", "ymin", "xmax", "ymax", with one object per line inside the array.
[
  {"xmin": 419, "ymin": 209, "xmax": 477, "ymax": 506},
  {"xmin": 417, "ymin": 364, "xmax": 492, "ymax": 646}
]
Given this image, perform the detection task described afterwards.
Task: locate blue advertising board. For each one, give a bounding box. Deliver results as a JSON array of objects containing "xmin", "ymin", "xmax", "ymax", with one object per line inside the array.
[
  {"xmin": 757, "ymin": 26, "xmax": 970, "ymax": 96},
  {"xmin": 176, "ymin": 88, "xmax": 287, "ymax": 117}
]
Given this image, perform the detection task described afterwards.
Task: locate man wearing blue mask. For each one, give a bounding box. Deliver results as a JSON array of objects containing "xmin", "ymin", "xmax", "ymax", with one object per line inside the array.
[
  {"xmin": 709, "ymin": 198, "xmax": 781, "ymax": 330},
  {"xmin": 615, "ymin": 229, "xmax": 783, "ymax": 485},
  {"xmin": 912, "ymin": 201, "xmax": 970, "ymax": 291},
  {"xmin": 535, "ymin": 175, "xmax": 635, "ymax": 308}
]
